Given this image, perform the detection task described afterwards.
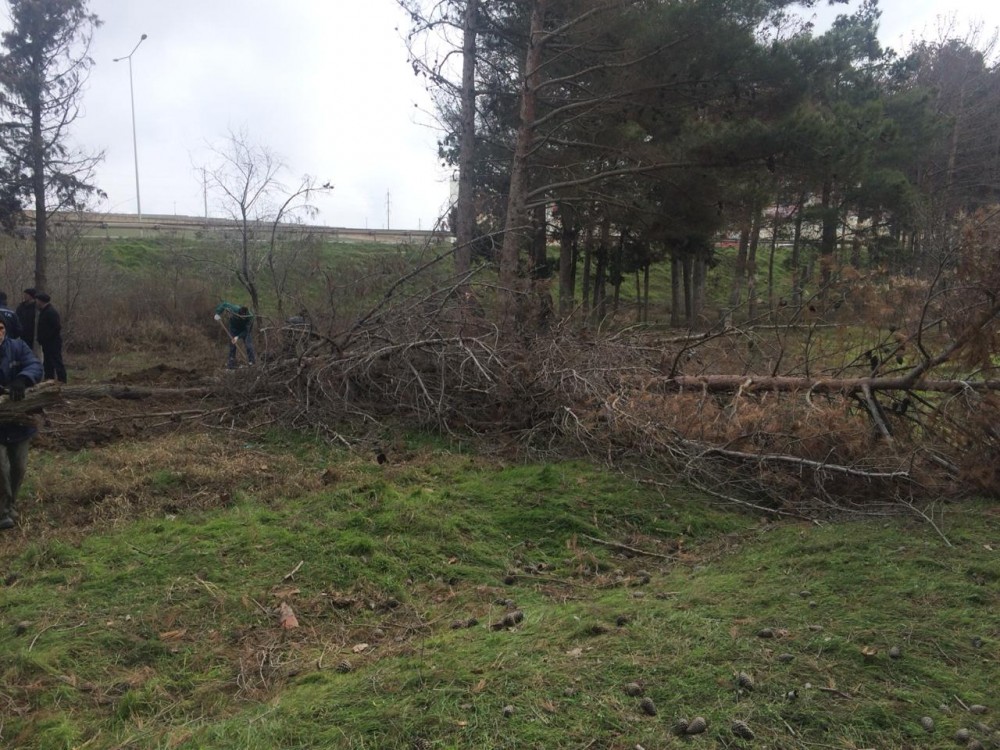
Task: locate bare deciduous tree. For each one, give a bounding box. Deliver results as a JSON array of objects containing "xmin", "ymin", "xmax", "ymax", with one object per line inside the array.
[{"xmin": 202, "ymin": 128, "xmax": 332, "ymax": 314}]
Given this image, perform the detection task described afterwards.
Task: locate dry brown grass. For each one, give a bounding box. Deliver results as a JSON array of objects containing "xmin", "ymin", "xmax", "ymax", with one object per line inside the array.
[{"xmin": 17, "ymin": 433, "xmax": 325, "ymax": 544}]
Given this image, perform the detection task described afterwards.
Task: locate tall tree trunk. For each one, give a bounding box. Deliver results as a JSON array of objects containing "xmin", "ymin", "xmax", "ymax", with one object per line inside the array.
[
  {"xmin": 531, "ymin": 203, "xmax": 547, "ymax": 275},
  {"xmin": 819, "ymin": 177, "xmax": 837, "ymax": 297},
  {"xmin": 728, "ymin": 220, "xmax": 750, "ymax": 315},
  {"xmin": 32, "ymin": 99, "xmax": 47, "ymax": 291},
  {"xmin": 557, "ymin": 202, "xmax": 576, "ymax": 315},
  {"xmin": 643, "ymin": 263, "xmax": 651, "ymax": 324},
  {"xmin": 498, "ymin": 0, "xmax": 546, "ymax": 331},
  {"xmin": 747, "ymin": 209, "xmax": 761, "ymax": 321},
  {"xmin": 610, "ymin": 229, "xmax": 624, "ymax": 318},
  {"xmin": 944, "ymin": 76, "xmax": 966, "ymax": 219},
  {"xmin": 670, "ymin": 253, "xmax": 682, "ymax": 327},
  {"xmin": 634, "ymin": 267, "xmax": 641, "ymax": 323},
  {"xmin": 454, "ymin": 0, "xmax": 478, "ymax": 280},
  {"xmin": 592, "ymin": 214, "xmax": 610, "ymax": 324},
  {"xmin": 682, "ymin": 254, "xmax": 694, "ymax": 326},
  {"xmin": 570, "ymin": 226, "xmax": 579, "ymax": 301},
  {"xmin": 767, "ymin": 200, "xmax": 780, "ymax": 313},
  {"xmin": 790, "ymin": 193, "xmax": 805, "ymax": 305},
  {"xmin": 693, "ymin": 252, "xmax": 706, "ymax": 324},
  {"xmin": 582, "ymin": 221, "xmax": 593, "ymax": 320}
]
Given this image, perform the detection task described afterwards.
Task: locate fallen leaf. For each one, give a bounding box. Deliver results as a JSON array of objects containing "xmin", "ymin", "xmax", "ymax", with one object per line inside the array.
[
  {"xmin": 159, "ymin": 629, "xmax": 187, "ymax": 641},
  {"xmin": 448, "ymin": 556, "xmax": 458, "ymax": 564},
  {"xmin": 271, "ymin": 587, "xmax": 300, "ymax": 599},
  {"xmin": 472, "ymin": 679, "xmax": 487, "ymax": 693},
  {"xmin": 352, "ymin": 642, "xmax": 370, "ymax": 653},
  {"xmin": 278, "ymin": 601, "xmax": 299, "ymax": 629},
  {"xmin": 566, "ymin": 647, "xmax": 583, "ymax": 657}
]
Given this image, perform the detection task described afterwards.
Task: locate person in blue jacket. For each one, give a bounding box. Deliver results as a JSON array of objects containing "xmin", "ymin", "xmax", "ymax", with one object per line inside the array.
[
  {"xmin": 214, "ymin": 301, "xmax": 256, "ymax": 368},
  {"xmin": 0, "ymin": 317, "xmax": 43, "ymax": 530}
]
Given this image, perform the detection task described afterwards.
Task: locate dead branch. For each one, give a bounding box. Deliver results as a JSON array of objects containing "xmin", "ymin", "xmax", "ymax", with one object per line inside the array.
[
  {"xmin": 694, "ymin": 446, "xmax": 910, "ymax": 480},
  {"xmin": 860, "ymin": 383, "xmax": 894, "ymax": 441},
  {"xmin": 580, "ymin": 533, "xmax": 677, "ymax": 560}
]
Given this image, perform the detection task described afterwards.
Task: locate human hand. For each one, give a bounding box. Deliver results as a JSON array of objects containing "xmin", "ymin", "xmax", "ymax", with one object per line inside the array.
[
  {"xmin": 214, "ymin": 314, "xmax": 222, "ymax": 322},
  {"xmin": 8, "ymin": 378, "xmax": 26, "ymax": 402},
  {"xmin": 232, "ymin": 337, "xmax": 238, "ymax": 345}
]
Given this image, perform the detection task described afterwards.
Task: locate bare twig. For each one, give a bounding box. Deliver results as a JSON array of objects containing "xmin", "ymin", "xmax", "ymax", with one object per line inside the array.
[{"xmin": 580, "ymin": 533, "xmax": 677, "ymax": 560}]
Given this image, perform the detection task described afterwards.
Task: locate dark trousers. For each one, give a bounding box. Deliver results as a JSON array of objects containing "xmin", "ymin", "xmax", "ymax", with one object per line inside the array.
[
  {"xmin": 41, "ymin": 339, "xmax": 67, "ymax": 383},
  {"xmin": 227, "ymin": 331, "xmax": 256, "ymax": 368},
  {"xmin": 0, "ymin": 439, "xmax": 30, "ymax": 519}
]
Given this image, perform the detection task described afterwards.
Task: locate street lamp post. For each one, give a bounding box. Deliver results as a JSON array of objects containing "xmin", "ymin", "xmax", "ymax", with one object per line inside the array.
[{"xmin": 113, "ymin": 34, "xmax": 147, "ymax": 223}]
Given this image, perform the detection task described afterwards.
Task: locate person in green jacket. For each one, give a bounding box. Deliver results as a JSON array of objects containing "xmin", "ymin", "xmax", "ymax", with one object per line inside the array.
[{"xmin": 214, "ymin": 302, "xmax": 256, "ymax": 368}]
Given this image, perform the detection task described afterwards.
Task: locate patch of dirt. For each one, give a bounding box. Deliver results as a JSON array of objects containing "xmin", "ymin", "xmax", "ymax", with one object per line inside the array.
[{"xmin": 34, "ymin": 357, "xmax": 227, "ymax": 452}]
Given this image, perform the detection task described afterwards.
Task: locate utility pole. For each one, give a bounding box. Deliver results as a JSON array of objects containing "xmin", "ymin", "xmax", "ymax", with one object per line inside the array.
[
  {"xmin": 386, "ymin": 190, "xmax": 391, "ymax": 230},
  {"xmin": 202, "ymin": 168, "xmax": 208, "ymax": 218}
]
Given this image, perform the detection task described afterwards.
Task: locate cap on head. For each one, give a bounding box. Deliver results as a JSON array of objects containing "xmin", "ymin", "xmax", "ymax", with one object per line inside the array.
[
  {"xmin": 35, "ymin": 292, "xmax": 50, "ymax": 303},
  {"xmin": 23, "ymin": 288, "xmax": 36, "ymax": 297}
]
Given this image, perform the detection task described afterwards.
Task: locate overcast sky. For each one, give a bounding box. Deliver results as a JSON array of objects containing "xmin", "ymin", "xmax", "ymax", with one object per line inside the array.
[{"xmin": 51, "ymin": 1, "xmax": 1000, "ymax": 229}]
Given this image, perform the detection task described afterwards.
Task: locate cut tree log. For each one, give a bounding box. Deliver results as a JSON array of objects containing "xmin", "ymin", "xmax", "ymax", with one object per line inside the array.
[
  {"xmin": 0, "ymin": 382, "xmax": 215, "ymax": 424},
  {"xmin": 654, "ymin": 375, "xmax": 1000, "ymax": 395}
]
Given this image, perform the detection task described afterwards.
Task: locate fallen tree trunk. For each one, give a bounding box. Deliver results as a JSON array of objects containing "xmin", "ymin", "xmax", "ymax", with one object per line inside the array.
[
  {"xmin": 655, "ymin": 374, "xmax": 1000, "ymax": 394},
  {"xmin": 0, "ymin": 382, "xmax": 216, "ymax": 425}
]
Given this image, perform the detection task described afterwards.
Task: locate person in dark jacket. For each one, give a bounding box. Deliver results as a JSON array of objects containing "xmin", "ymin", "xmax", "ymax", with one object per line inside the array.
[
  {"xmin": 0, "ymin": 292, "xmax": 22, "ymax": 340},
  {"xmin": 34, "ymin": 292, "xmax": 66, "ymax": 383},
  {"xmin": 214, "ymin": 301, "xmax": 256, "ymax": 368},
  {"xmin": 0, "ymin": 318, "xmax": 43, "ymax": 530},
  {"xmin": 15, "ymin": 288, "xmax": 36, "ymax": 349}
]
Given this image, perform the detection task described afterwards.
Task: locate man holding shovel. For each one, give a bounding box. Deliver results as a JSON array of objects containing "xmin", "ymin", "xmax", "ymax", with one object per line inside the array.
[{"xmin": 214, "ymin": 301, "xmax": 256, "ymax": 369}]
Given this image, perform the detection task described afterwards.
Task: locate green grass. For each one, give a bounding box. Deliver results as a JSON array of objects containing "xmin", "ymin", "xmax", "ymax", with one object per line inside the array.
[{"xmin": 1, "ymin": 435, "xmax": 997, "ymax": 749}]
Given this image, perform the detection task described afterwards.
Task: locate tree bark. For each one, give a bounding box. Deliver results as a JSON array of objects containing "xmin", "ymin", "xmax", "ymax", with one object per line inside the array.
[
  {"xmin": 557, "ymin": 202, "xmax": 576, "ymax": 315},
  {"xmin": 498, "ymin": 0, "xmax": 547, "ymax": 332},
  {"xmin": 32, "ymin": 96, "xmax": 47, "ymax": 291},
  {"xmin": 670, "ymin": 254, "xmax": 681, "ymax": 327},
  {"xmin": 747, "ymin": 209, "xmax": 761, "ymax": 321},
  {"xmin": 819, "ymin": 177, "xmax": 837, "ymax": 296},
  {"xmin": 653, "ymin": 374, "xmax": 1000, "ymax": 395},
  {"xmin": 454, "ymin": 0, "xmax": 478, "ymax": 280}
]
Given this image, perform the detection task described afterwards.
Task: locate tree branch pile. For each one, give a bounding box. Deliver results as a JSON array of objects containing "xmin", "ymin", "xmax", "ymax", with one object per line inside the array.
[{"xmin": 234, "ymin": 268, "xmax": 1000, "ymax": 515}]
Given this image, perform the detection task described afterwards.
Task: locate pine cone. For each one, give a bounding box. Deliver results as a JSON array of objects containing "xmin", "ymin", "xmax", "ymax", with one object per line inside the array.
[
  {"xmin": 735, "ymin": 672, "xmax": 754, "ymax": 691},
  {"xmin": 731, "ymin": 720, "xmax": 755, "ymax": 740},
  {"xmin": 686, "ymin": 716, "xmax": 708, "ymax": 734},
  {"xmin": 919, "ymin": 716, "xmax": 934, "ymax": 732},
  {"xmin": 335, "ymin": 659, "xmax": 352, "ymax": 673},
  {"xmin": 639, "ymin": 697, "xmax": 657, "ymax": 716},
  {"xmin": 624, "ymin": 682, "xmax": 644, "ymax": 697}
]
